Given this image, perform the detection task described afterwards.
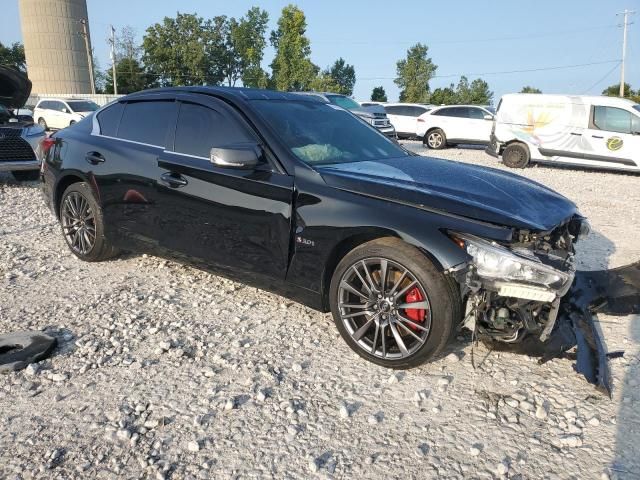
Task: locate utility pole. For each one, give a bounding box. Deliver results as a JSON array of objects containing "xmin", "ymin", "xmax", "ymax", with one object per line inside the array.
[
  {"xmin": 617, "ymin": 9, "xmax": 635, "ymax": 97},
  {"xmin": 109, "ymin": 25, "xmax": 118, "ymax": 95},
  {"xmin": 80, "ymin": 19, "xmax": 96, "ymax": 94}
]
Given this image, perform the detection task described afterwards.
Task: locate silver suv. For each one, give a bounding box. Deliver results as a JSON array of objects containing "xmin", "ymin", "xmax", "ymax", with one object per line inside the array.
[{"xmin": 295, "ymin": 92, "xmax": 396, "ymax": 139}]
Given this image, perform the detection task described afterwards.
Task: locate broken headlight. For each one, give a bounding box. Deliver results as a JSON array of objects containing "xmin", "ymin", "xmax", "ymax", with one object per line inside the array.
[{"xmin": 455, "ymin": 233, "xmax": 571, "ymax": 290}]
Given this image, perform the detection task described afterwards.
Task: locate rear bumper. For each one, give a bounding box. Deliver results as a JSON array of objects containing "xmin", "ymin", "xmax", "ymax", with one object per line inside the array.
[{"xmin": 0, "ymin": 159, "xmax": 40, "ymax": 172}]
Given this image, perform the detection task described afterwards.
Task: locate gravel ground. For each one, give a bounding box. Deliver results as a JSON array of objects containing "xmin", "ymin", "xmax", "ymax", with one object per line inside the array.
[{"xmin": 0, "ymin": 145, "xmax": 639, "ymax": 480}]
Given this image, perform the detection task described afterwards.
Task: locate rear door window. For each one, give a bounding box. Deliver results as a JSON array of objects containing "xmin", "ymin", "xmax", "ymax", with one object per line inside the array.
[
  {"xmin": 117, "ymin": 100, "xmax": 175, "ymax": 146},
  {"xmin": 96, "ymin": 102, "xmax": 125, "ymax": 137},
  {"xmin": 173, "ymin": 102, "xmax": 254, "ymax": 158}
]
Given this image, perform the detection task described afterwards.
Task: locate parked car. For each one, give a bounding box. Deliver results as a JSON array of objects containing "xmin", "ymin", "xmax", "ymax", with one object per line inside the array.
[
  {"xmin": 295, "ymin": 92, "xmax": 396, "ymax": 139},
  {"xmin": 359, "ymin": 101, "xmax": 385, "ymax": 107},
  {"xmin": 41, "ymin": 86, "xmax": 593, "ymax": 371},
  {"xmin": 417, "ymin": 105, "xmax": 494, "ymax": 149},
  {"xmin": 0, "ymin": 66, "xmax": 46, "ymax": 181},
  {"xmin": 488, "ymin": 93, "xmax": 640, "ymax": 171},
  {"xmin": 384, "ymin": 103, "xmax": 433, "ymax": 139},
  {"xmin": 34, "ymin": 98, "xmax": 100, "ymax": 130}
]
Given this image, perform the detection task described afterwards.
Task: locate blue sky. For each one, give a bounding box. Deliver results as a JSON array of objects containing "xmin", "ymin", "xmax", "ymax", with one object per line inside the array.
[{"xmin": 1, "ymin": 0, "xmax": 638, "ymax": 102}]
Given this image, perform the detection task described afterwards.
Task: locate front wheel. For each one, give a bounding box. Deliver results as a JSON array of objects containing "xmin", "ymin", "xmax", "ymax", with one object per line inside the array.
[
  {"xmin": 329, "ymin": 238, "xmax": 460, "ymax": 369},
  {"xmin": 423, "ymin": 128, "xmax": 447, "ymax": 150},
  {"xmin": 38, "ymin": 118, "xmax": 48, "ymax": 130},
  {"xmin": 59, "ymin": 182, "xmax": 118, "ymax": 262}
]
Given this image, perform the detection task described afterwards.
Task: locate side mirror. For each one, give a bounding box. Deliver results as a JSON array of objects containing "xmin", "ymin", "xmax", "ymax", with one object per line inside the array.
[
  {"xmin": 483, "ymin": 114, "xmax": 493, "ymax": 120},
  {"xmin": 210, "ymin": 144, "xmax": 261, "ymax": 169}
]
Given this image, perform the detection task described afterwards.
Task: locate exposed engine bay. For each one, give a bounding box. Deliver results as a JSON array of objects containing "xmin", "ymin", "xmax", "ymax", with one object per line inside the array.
[{"xmin": 450, "ymin": 216, "xmax": 640, "ymax": 395}]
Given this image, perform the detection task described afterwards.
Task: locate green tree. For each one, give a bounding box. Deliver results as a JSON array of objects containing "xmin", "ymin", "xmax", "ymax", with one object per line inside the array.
[
  {"xmin": 269, "ymin": 5, "xmax": 317, "ymax": 91},
  {"xmin": 430, "ymin": 84, "xmax": 456, "ymax": 105},
  {"xmin": 0, "ymin": 42, "xmax": 26, "ymax": 72},
  {"xmin": 468, "ymin": 78, "xmax": 493, "ymax": 105},
  {"xmin": 370, "ymin": 86, "xmax": 387, "ymax": 102},
  {"xmin": 225, "ymin": 7, "xmax": 270, "ymax": 88},
  {"xmin": 328, "ymin": 58, "xmax": 356, "ymax": 95},
  {"xmin": 142, "ymin": 12, "xmax": 228, "ymax": 86},
  {"xmin": 105, "ymin": 58, "xmax": 157, "ymax": 94},
  {"xmin": 394, "ymin": 43, "xmax": 437, "ymax": 103},
  {"xmin": 455, "ymin": 76, "xmax": 472, "ymax": 104},
  {"xmin": 309, "ymin": 72, "xmax": 340, "ymax": 92},
  {"xmin": 520, "ymin": 86, "xmax": 542, "ymax": 94},
  {"xmin": 602, "ymin": 83, "xmax": 634, "ymax": 98}
]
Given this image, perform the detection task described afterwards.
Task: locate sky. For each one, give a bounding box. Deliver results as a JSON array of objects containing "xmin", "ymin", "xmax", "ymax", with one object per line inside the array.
[{"xmin": 1, "ymin": 0, "xmax": 639, "ymax": 102}]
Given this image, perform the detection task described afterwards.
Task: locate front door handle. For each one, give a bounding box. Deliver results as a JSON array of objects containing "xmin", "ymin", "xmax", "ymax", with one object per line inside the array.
[
  {"xmin": 160, "ymin": 172, "xmax": 188, "ymax": 188},
  {"xmin": 570, "ymin": 132, "xmax": 582, "ymax": 136},
  {"xmin": 592, "ymin": 135, "xmax": 604, "ymax": 139},
  {"xmin": 85, "ymin": 151, "xmax": 105, "ymax": 165}
]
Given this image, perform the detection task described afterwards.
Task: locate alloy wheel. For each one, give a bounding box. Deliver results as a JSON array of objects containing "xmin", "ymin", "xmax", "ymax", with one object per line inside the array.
[
  {"xmin": 60, "ymin": 191, "xmax": 96, "ymax": 255},
  {"xmin": 337, "ymin": 257, "xmax": 432, "ymax": 360},
  {"xmin": 427, "ymin": 132, "xmax": 443, "ymax": 148}
]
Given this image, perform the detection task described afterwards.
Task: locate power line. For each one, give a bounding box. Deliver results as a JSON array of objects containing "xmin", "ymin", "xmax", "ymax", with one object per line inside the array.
[{"xmin": 581, "ymin": 61, "xmax": 622, "ymax": 94}]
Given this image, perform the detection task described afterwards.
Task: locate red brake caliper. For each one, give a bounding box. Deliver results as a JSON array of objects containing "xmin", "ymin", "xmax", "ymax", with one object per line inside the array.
[{"xmin": 404, "ymin": 287, "xmax": 426, "ymax": 329}]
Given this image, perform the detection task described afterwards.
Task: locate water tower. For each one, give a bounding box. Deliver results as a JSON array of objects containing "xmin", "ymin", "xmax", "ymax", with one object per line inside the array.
[{"xmin": 18, "ymin": 0, "xmax": 94, "ymax": 94}]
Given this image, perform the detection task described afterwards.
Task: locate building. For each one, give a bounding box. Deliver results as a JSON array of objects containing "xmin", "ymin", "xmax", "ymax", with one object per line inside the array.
[{"xmin": 18, "ymin": 0, "xmax": 93, "ymax": 94}]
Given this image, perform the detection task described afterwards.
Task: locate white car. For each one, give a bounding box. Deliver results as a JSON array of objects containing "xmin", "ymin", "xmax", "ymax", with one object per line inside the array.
[
  {"xmin": 384, "ymin": 103, "xmax": 433, "ymax": 139},
  {"xmin": 488, "ymin": 93, "xmax": 640, "ymax": 172},
  {"xmin": 417, "ymin": 105, "xmax": 494, "ymax": 149},
  {"xmin": 34, "ymin": 98, "xmax": 100, "ymax": 130}
]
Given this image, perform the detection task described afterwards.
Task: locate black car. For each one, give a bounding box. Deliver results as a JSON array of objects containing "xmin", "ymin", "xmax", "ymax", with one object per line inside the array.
[{"xmin": 41, "ymin": 86, "xmax": 590, "ymax": 369}]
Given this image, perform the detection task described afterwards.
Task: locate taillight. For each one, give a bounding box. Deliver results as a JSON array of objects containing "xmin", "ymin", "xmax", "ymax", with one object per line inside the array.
[{"xmin": 42, "ymin": 137, "xmax": 56, "ymax": 155}]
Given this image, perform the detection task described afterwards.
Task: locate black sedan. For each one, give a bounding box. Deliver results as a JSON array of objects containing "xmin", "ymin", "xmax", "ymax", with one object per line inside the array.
[{"xmin": 41, "ymin": 87, "xmax": 590, "ymax": 369}]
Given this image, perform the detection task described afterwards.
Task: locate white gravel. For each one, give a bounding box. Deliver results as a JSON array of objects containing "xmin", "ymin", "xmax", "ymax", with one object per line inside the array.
[{"xmin": 0, "ymin": 145, "xmax": 638, "ymax": 479}]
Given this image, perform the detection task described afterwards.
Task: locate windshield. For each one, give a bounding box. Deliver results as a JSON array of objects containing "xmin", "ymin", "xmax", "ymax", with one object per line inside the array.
[
  {"xmin": 253, "ymin": 100, "xmax": 408, "ymax": 166},
  {"xmin": 326, "ymin": 95, "xmax": 361, "ymax": 110},
  {"xmin": 67, "ymin": 100, "xmax": 99, "ymax": 112}
]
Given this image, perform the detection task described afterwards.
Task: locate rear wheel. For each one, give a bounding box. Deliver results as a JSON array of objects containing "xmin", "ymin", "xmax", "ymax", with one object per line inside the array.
[
  {"xmin": 424, "ymin": 128, "xmax": 447, "ymax": 150},
  {"xmin": 38, "ymin": 118, "xmax": 48, "ymax": 130},
  {"xmin": 329, "ymin": 238, "xmax": 460, "ymax": 369},
  {"xmin": 12, "ymin": 170, "xmax": 40, "ymax": 182},
  {"xmin": 59, "ymin": 182, "xmax": 118, "ymax": 262},
  {"xmin": 502, "ymin": 143, "xmax": 530, "ymax": 168}
]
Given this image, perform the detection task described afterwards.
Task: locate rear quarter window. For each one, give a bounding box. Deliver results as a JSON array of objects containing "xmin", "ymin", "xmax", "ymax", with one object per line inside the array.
[{"xmin": 96, "ymin": 102, "xmax": 125, "ymax": 137}]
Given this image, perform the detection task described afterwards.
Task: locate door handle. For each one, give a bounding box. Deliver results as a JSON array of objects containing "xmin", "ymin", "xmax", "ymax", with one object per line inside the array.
[
  {"xmin": 570, "ymin": 132, "xmax": 582, "ymax": 136},
  {"xmin": 591, "ymin": 135, "xmax": 604, "ymax": 139},
  {"xmin": 160, "ymin": 172, "xmax": 188, "ymax": 188},
  {"xmin": 85, "ymin": 151, "xmax": 105, "ymax": 165}
]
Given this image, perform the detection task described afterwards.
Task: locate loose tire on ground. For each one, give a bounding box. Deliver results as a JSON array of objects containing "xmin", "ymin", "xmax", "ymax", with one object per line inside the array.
[
  {"xmin": 58, "ymin": 182, "xmax": 118, "ymax": 262},
  {"xmin": 329, "ymin": 237, "xmax": 460, "ymax": 369},
  {"xmin": 502, "ymin": 143, "xmax": 530, "ymax": 168},
  {"xmin": 423, "ymin": 128, "xmax": 447, "ymax": 150}
]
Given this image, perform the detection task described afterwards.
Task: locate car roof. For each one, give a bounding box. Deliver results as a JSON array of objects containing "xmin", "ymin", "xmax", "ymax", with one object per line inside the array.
[
  {"xmin": 122, "ymin": 86, "xmax": 326, "ymax": 104},
  {"xmin": 385, "ymin": 103, "xmax": 434, "ymax": 108},
  {"xmin": 37, "ymin": 98, "xmax": 86, "ymax": 102},
  {"xmin": 500, "ymin": 93, "xmax": 638, "ymax": 107}
]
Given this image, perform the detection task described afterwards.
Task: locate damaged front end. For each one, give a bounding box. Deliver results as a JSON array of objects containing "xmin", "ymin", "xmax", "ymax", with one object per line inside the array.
[{"xmin": 449, "ymin": 216, "xmax": 628, "ymax": 395}]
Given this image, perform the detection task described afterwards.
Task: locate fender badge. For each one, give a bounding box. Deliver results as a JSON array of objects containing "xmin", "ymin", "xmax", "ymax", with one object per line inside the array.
[{"xmin": 606, "ymin": 136, "xmax": 623, "ymax": 151}]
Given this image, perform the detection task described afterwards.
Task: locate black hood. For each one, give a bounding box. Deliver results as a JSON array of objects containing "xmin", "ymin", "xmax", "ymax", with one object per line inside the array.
[
  {"xmin": 0, "ymin": 66, "xmax": 31, "ymax": 109},
  {"xmin": 317, "ymin": 156, "xmax": 578, "ymax": 232}
]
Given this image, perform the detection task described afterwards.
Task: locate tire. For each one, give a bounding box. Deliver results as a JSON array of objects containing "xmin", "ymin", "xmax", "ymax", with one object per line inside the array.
[
  {"xmin": 502, "ymin": 143, "xmax": 530, "ymax": 168},
  {"xmin": 329, "ymin": 237, "xmax": 460, "ymax": 369},
  {"xmin": 69, "ymin": 120, "xmax": 76, "ymax": 126},
  {"xmin": 423, "ymin": 128, "xmax": 447, "ymax": 150},
  {"xmin": 58, "ymin": 182, "xmax": 118, "ymax": 262},
  {"xmin": 12, "ymin": 170, "xmax": 40, "ymax": 182},
  {"xmin": 38, "ymin": 118, "xmax": 48, "ymax": 130}
]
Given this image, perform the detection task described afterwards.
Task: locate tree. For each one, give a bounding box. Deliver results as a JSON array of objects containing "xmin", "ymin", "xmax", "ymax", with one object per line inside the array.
[
  {"xmin": 270, "ymin": 5, "xmax": 317, "ymax": 91},
  {"xmin": 115, "ymin": 26, "xmax": 142, "ymax": 63},
  {"xmin": 468, "ymin": 78, "xmax": 493, "ymax": 105},
  {"xmin": 328, "ymin": 58, "xmax": 355, "ymax": 95},
  {"xmin": 520, "ymin": 86, "xmax": 542, "ymax": 94},
  {"xmin": 105, "ymin": 58, "xmax": 157, "ymax": 94},
  {"xmin": 0, "ymin": 42, "xmax": 26, "ymax": 72},
  {"xmin": 225, "ymin": 7, "xmax": 270, "ymax": 88},
  {"xmin": 142, "ymin": 12, "xmax": 228, "ymax": 86},
  {"xmin": 394, "ymin": 43, "xmax": 437, "ymax": 103},
  {"xmin": 430, "ymin": 84, "xmax": 456, "ymax": 105},
  {"xmin": 602, "ymin": 83, "xmax": 634, "ymax": 98},
  {"xmin": 371, "ymin": 86, "xmax": 387, "ymax": 102},
  {"xmin": 309, "ymin": 72, "xmax": 340, "ymax": 92}
]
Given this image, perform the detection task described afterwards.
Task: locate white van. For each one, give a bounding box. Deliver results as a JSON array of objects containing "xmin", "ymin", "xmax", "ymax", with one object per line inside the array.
[{"xmin": 488, "ymin": 94, "xmax": 640, "ymax": 172}]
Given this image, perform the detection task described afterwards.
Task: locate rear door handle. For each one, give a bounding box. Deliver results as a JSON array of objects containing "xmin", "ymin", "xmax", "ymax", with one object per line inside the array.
[
  {"xmin": 570, "ymin": 132, "xmax": 582, "ymax": 136},
  {"xmin": 85, "ymin": 151, "xmax": 105, "ymax": 165},
  {"xmin": 160, "ymin": 172, "xmax": 188, "ymax": 188},
  {"xmin": 592, "ymin": 135, "xmax": 604, "ymax": 139}
]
